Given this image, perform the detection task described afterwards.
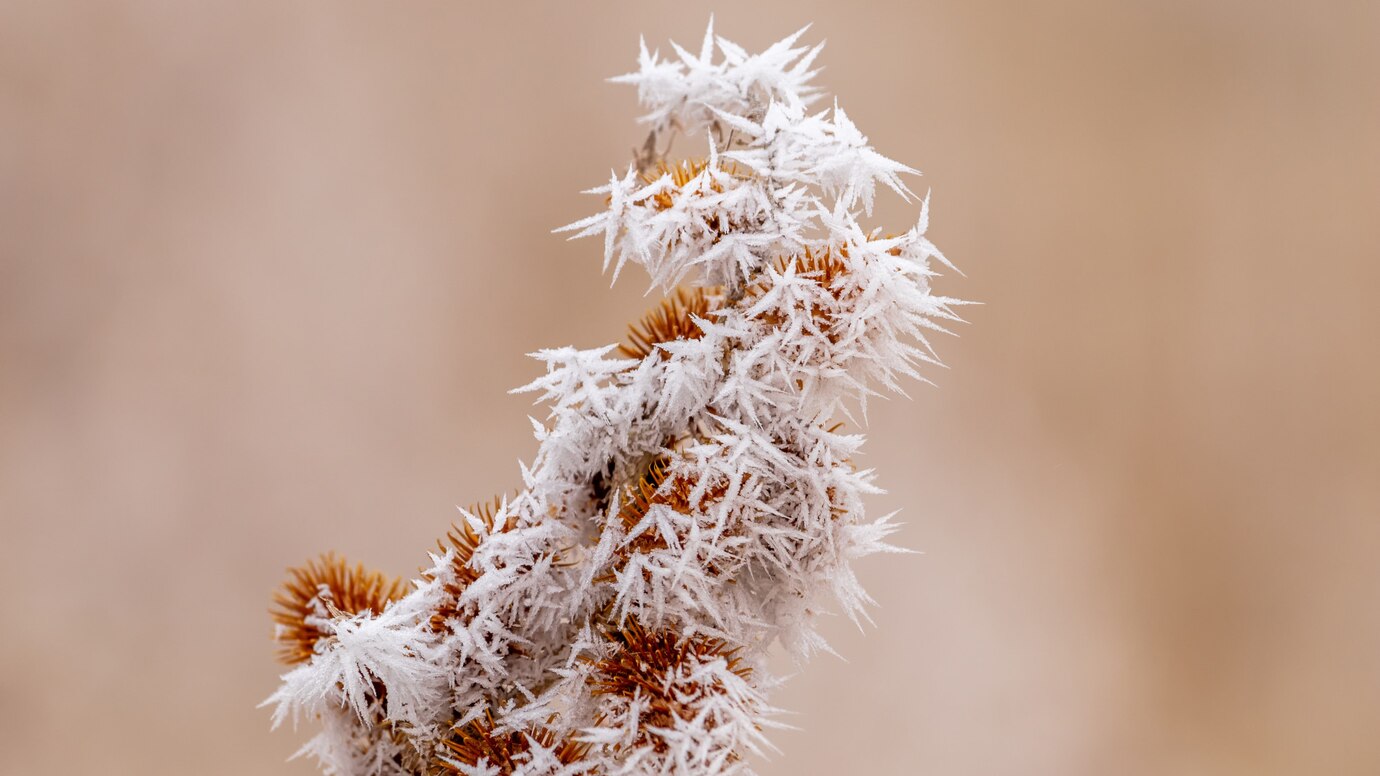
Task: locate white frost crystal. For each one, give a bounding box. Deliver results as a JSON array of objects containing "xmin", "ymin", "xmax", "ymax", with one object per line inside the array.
[{"xmin": 266, "ymin": 20, "xmax": 963, "ymax": 776}]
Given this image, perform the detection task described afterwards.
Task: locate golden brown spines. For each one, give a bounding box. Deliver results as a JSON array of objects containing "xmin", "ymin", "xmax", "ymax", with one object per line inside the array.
[
  {"xmin": 619, "ymin": 287, "xmax": 716, "ymax": 361},
  {"xmin": 270, "ymin": 552, "xmax": 407, "ymax": 665}
]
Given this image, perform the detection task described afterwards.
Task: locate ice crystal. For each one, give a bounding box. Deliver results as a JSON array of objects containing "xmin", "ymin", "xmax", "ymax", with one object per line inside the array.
[{"xmin": 265, "ymin": 19, "xmax": 964, "ymax": 775}]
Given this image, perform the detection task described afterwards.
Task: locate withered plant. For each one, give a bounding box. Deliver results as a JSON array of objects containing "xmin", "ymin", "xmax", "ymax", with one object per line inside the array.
[{"xmin": 266, "ymin": 20, "xmax": 964, "ymax": 776}]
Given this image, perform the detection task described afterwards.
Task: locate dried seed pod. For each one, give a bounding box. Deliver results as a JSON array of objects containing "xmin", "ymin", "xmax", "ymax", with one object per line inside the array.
[{"xmin": 270, "ymin": 553, "xmax": 407, "ymax": 665}]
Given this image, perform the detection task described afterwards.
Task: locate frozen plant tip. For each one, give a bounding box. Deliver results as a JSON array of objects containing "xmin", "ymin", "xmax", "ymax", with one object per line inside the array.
[{"xmin": 266, "ymin": 19, "xmax": 965, "ymax": 776}]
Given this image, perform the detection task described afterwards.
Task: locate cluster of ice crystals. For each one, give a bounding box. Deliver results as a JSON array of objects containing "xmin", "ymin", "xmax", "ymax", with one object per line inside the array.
[{"xmin": 267, "ymin": 20, "xmax": 962, "ymax": 776}]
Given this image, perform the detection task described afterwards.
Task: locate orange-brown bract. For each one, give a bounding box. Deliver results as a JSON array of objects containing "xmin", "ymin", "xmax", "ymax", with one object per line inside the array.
[
  {"xmin": 585, "ymin": 618, "xmax": 753, "ymax": 757},
  {"xmin": 639, "ymin": 158, "xmax": 727, "ymax": 210},
  {"xmin": 424, "ymin": 496, "xmax": 519, "ymax": 633},
  {"xmin": 270, "ymin": 552, "xmax": 408, "ymax": 665},
  {"xmin": 626, "ymin": 158, "xmax": 746, "ymax": 260},
  {"xmin": 607, "ymin": 457, "xmax": 739, "ymax": 575},
  {"xmin": 438, "ymin": 712, "xmax": 593, "ymax": 775},
  {"xmin": 619, "ymin": 287, "xmax": 716, "ymax": 361},
  {"xmin": 746, "ymin": 247, "xmax": 853, "ymax": 337}
]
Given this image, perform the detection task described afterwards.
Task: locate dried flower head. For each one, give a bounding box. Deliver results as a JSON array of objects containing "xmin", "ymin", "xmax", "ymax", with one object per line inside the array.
[
  {"xmin": 585, "ymin": 619, "xmax": 754, "ymax": 761},
  {"xmin": 619, "ymin": 287, "xmax": 717, "ymax": 361},
  {"xmin": 439, "ymin": 712, "xmax": 593, "ymax": 775},
  {"xmin": 270, "ymin": 553, "xmax": 408, "ymax": 665},
  {"xmin": 421, "ymin": 496, "xmax": 521, "ymax": 633}
]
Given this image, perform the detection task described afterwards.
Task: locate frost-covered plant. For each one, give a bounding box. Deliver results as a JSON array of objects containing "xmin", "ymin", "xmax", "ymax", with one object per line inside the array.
[{"xmin": 266, "ymin": 20, "xmax": 963, "ymax": 776}]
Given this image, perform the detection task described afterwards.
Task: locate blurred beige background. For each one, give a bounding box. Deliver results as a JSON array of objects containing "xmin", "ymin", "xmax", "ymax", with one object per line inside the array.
[{"xmin": 2, "ymin": 2, "xmax": 1378, "ymax": 774}]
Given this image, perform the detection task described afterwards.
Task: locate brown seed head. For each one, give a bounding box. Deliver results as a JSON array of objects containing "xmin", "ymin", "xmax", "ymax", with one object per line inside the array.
[
  {"xmin": 619, "ymin": 287, "xmax": 717, "ymax": 361},
  {"xmin": 602, "ymin": 458, "xmax": 738, "ymax": 579},
  {"xmin": 639, "ymin": 158, "xmax": 727, "ymax": 211},
  {"xmin": 425, "ymin": 495, "xmax": 519, "ymax": 633},
  {"xmin": 585, "ymin": 619, "xmax": 751, "ymax": 755},
  {"xmin": 438, "ymin": 712, "xmax": 592, "ymax": 774},
  {"xmin": 270, "ymin": 552, "xmax": 407, "ymax": 665}
]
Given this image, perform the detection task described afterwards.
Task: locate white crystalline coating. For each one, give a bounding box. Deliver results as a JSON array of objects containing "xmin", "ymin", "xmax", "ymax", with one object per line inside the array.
[
  {"xmin": 612, "ymin": 20, "xmax": 827, "ymax": 138},
  {"xmin": 267, "ymin": 19, "xmax": 964, "ymax": 776}
]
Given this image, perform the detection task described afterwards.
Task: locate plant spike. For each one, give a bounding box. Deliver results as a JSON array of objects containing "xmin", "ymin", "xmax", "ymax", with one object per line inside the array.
[{"xmin": 265, "ymin": 20, "xmax": 963, "ymax": 776}]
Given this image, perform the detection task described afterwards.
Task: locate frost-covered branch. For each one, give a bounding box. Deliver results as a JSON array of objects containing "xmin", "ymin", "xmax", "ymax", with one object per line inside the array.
[{"xmin": 265, "ymin": 20, "xmax": 964, "ymax": 776}]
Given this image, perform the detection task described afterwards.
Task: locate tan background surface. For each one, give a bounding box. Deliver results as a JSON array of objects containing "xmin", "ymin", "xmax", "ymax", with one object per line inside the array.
[{"xmin": 2, "ymin": 2, "xmax": 1378, "ymax": 774}]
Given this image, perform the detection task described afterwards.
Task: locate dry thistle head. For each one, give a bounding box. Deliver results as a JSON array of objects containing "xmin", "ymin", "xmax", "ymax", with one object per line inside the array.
[
  {"xmin": 586, "ymin": 618, "xmax": 752, "ymax": 757},
  {"xmin": 425, "ymin": 496, "xmax": 518, "ymax": 633},
  {"xmin": 621, "ymin": 457, "xmax": 729, "ymax": 523},
  {"xmin": 269, "ymin": 552, "xmax": 407, "ymax": 665},
  {"xmin": 616, "ymin": 157, "xmax": 752, "ymax": 268},
  {"xmin": 611, "ymin": 458, "xmax": 684, "ymax": 561},
  {"xmin": 619, "ymin": 287, "xmax": 717, "ymax": 361},
  {"xmin": 744, "ymin": 247, "xmax": 853, "ymax": 337},
  {"xmin": 776, "ymin": 246, "xmax": 849, "ymax": 287},
  {"xmin": 438, "ymin": 712, "xmax": 592, "ymax": 775},
  {"xmin": 638, "ymin": 158, "xmax": 733, "ymax": 210},
  {"xmin": 604, "ymin": 456, "xmax": 741, "ymax": 575}
]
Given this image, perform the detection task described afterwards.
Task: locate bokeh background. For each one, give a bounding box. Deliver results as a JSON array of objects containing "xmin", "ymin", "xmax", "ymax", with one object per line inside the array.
[{"xmin": 2, "ymin": 2, "xmax": 1377, "ymax": 774}]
